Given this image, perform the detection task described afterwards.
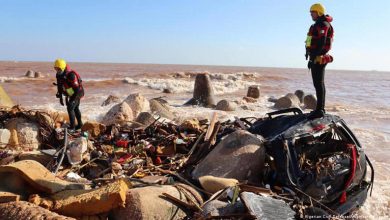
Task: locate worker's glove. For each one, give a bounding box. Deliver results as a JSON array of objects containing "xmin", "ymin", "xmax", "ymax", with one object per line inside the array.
[
  {"xmin": 59, "ymin": 97, "xmax": 64, "ymax": 106},
  {"xmin": 307, "ymin": 61, "xmax": 313, "ymax": 69}
]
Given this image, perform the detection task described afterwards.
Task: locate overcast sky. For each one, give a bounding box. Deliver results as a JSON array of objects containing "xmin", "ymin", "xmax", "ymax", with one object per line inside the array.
[{"xmin": 1, "ymin": 0, "xmax": 389, "ymax": 71}]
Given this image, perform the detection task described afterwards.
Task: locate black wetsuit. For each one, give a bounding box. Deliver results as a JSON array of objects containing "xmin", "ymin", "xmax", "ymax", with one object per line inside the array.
[
  {"xmin": 56, "ymin": 68, "xmax": 84, "ymax": 129},
  {"xmin": 307, "ymin": 15, "xmax": 334, "ymax": 113}
]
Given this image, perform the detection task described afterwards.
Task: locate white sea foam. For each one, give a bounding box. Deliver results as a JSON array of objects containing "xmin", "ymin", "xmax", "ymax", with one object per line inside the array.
[{"xmin": 123, "ymin": 71, "xmax": 261, "ymax": 95}]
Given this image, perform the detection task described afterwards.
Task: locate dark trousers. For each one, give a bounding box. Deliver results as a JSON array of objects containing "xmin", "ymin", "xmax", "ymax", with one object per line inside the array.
[
  {"xmin": 66, "ymin": 98, "xmax": 82, "ymax": 129},
  {"xmin": 311, "ymin": 64, "xmax": 327, "ymax": 111}
]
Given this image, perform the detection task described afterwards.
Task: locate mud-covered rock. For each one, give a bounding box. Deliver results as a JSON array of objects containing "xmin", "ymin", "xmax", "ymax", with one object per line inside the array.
[
  {"xmin": 216, "ymin": 100, "xmax": 237, "ymax": 111},
  {"xmin": 274, "ymin": 93, "xmax": 300, "ymax": 109},
  {"xmin": 185, "ymin": 73, "xmax": 216, "ymax": 107},
  {"xmin": 101, "ymin": 95, "xmax": 121, "ymax": 106},
  {"xmin": 135, "ymin": 112, "xmax": 155, "ymax": 127},
  {"xmin": 149, "ymin": 99, "xmax": 175, "ymax": 120},
  {"xmin": 192, "ymin": 130, "xmax": 265, "ymax": 183},
  {"xmin": 25, "ymin": 70, "xmax": 34, "ymax": 78},
  {"xmin": 81, "ymin": 121, "xmax": 106, "ymax": 138},
  {"xmin": 295, "ymin": 90, "xmax": 305, "ymax": 103},
  {"xmin": 304, "ymin": 94, "xmax": 317, "ymax": 110},
  {"xmin": 247, "ymin": 85, "xmax": 260, "ymax": 99},
  {"xmin": 102, "ymin": 102, "xmax": 134, "ymax": 125},
  {"xmin": 124, "ymin": 93, "xmax": 150, "ymax": 118},
  {"xmin": 112, "ymin": 184, "xmax": 203, "ymax": 220},
  {"xmin": 34, "ymin": 71, "xmax": 44, "ymax": 78}
]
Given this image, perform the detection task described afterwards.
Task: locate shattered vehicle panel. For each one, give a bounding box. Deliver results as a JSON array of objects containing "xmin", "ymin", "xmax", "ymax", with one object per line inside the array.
[{"xmin": 248, "ymin": 108, "xmax": 374, "ymax": 216}]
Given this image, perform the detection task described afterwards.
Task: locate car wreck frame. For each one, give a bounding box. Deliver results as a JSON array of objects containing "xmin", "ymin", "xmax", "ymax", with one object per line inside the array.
[{"xmin": 248, "ymin": 108, "xmax": 375, "ymax": 216}]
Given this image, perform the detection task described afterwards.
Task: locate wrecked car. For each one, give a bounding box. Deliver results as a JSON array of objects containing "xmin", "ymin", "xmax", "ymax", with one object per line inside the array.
[{"xmin": 248, "ymin": 108, "xmax": 374, "ymax": 217}]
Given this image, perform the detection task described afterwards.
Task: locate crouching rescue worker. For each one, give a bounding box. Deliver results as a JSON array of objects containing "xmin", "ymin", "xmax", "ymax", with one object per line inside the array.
[
  {"xmin": 54, "ymin": 59, "xmax": 84, "ymax": 131},
  {"xmin": 305, "ymin": 3, "xmax": 334, "ymax": 119}
]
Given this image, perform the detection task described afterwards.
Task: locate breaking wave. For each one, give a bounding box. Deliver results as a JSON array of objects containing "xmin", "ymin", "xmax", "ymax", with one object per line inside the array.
[{"xmin": 123, "ymin": 71, "xmax": 261, "ymax": 95}]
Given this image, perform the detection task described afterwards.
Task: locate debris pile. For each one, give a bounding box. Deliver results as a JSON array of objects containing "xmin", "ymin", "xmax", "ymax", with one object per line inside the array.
[{"xmin": 0, "ymin": 104, "xmax": 372, "ymax": 219}]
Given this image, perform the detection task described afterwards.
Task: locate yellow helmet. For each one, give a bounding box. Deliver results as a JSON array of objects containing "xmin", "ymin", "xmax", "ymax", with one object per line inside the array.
[
  {"xmin": 310, "ymin": 3, "xmax": 325, "ymax": 16},
  {"xmin": 54, "ymin": 59, "xmax": 67, "ymax": 72}
]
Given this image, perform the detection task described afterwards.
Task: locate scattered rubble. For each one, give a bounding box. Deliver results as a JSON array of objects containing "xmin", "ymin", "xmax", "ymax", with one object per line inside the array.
[{"xmin": 0, "ymin": 102, "xmax": 371, "ymax": 219}]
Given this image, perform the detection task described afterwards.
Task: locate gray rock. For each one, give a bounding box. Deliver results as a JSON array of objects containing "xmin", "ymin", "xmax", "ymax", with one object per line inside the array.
[
  {"xmin": 304, "ymin": 94, "xmax": 317, "ymax": 110},
  {"xmin": 25, "ymin": 70, "xmax": 34, "ymax": 78},
  {"xmin": 149, "ymin": 99, "xmax": 175, "ymax": 120},
  {"xmin": 184, "ymin": 73, "xmax": 216, "ymax": 107},
  {"xmin": 274, "ymin": 93, "xmax": 300, "ymax": 109},
  {"xmin": 216, "ymin": 100, "xmax": 237, "ymax": 111},
  {"xmin": 295, "ymin": 90, "xmax": 305, "ymax": 103},
  {"xmin": 124, "ymin": 93, "xmax": 150, "ymax": 118},
  {"xmin": 34, "ymin": 72, "xmax": 43, "ymax": 78},
  {"xmin": 202, "ymin": 200, "xmax": 246, "ymax": 217},
  {"xmin": 102, "ymin": 102, "xmax": 134, "ymax": 125},
  {"xmin": 247, "ymin": 85, "xmax": 260, "ymax": 99},
  {"xmin": 241, "ymin": 192, "xmax": 296, "ymax": 220},
  {"xmin": 192, "ymin": 130, "xmax": 265, "ymax": 183},
  {"xmin": 135, "ymin": 112, "xmax": 155, "ymax": 127},
  {"xmin": 101, "ymin": 95, "xmax": 121, "ymax": 106}
]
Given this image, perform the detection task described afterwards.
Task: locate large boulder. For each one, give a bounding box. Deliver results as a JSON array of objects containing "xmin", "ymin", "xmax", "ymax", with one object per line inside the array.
[
  {"xmin": 34, "ymin": 71, "xmax": 44, "ymax": 78},
  {"xmin": 0, "ymin": 85, "xmax": 14, "ymax": 108},
  {"xmin": 101, "ymin": 95, "xmax": 121, "ymax": 106},
  {"xmin": 247, "ymin": 85, "xmax": 260, "ymax": 99},
  {"xmin": 304, "ymin": 94, "xmax": 317, "ymax": 110},
  {"xmin": 185, "ymin": 73, "xmax": 216, "ymax": 107},
  {"xmin": 295, "ymin": 90, "xmax": 305, "ymax": 103},
  {"xmin": 5, "ymin": 118, "xmax": 40, "ymax": 150},
  {"xmin": 135, "ymin": 112, "xmax": 155, "ymax": 127},
  {"xmin": 192, "ymin": 130, "xmax": 266, "ymax": 183},
  {"xmin": 112, "ymin": 184, "xmax": 203, "ymax": 220},
  {"xmin": 149, "ymin": 99, "xmax": 175, "ymax": 120},
  {"xmin": 81, "ymin": 121, "xmax": 106, "ymax": 138},
  {"xmin": 25, "ymin": 70, "xmax": 34, "ymax": 78},
  {"xmin": 102, "ymin": 102, "xmax": 134, "ymax": 126},
  {"xmin": 124, "ymin": 93, "xmax": 150, "ymax": 118},
  {"xmin": 274, "ymin": 93, "xmax": 300, "ymax": 109},
  {"xmin": 216, "ymin": 100, "xmax": 237, "ymax": 111}
]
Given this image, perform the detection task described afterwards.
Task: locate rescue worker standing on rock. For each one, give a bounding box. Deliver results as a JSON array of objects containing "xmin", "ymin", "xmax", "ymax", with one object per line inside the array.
[
  {"xmin": 305, "ymin": 3, "xmax": 334, "ymax": 119},
  {"xmin": 54, "ymin": 59, "xmax": 84, "ymax": 131}
]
